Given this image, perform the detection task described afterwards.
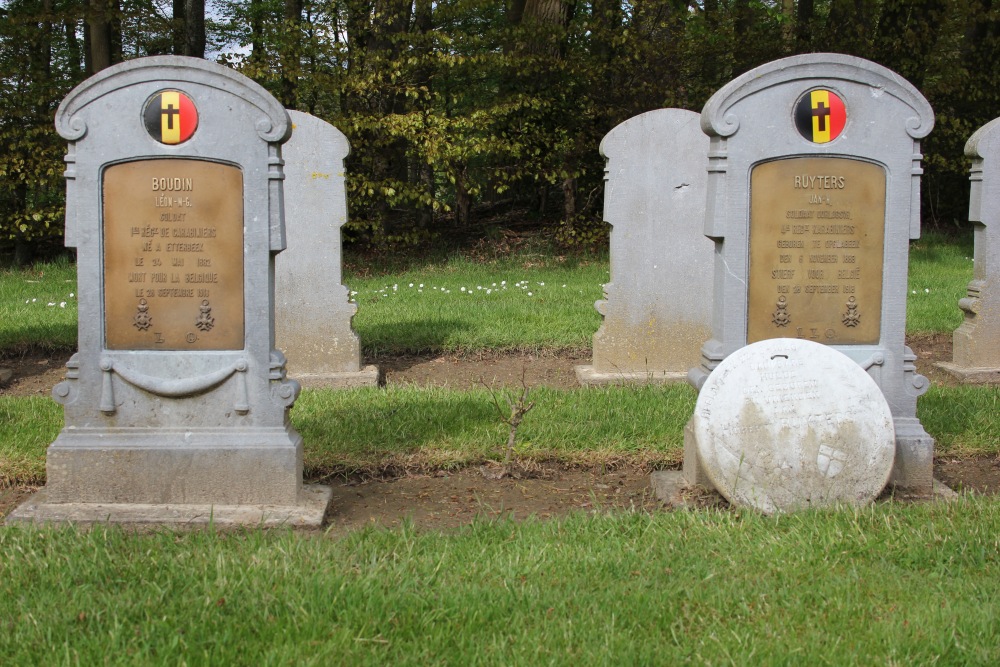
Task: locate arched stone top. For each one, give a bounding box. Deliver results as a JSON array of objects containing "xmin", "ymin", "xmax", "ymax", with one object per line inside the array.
[
  {"xmin": 701, "ymin": 53, "xmax": 934, "ymax": 140},
  {"xmin": 966, "ymin": 116, "xmax": 1000, "ymax": 160},
  {"xmin": 288, "ymin": 110, "xmax": 350, "ymax": 162},
  {"xmin": 56, "ymin": 56, "xmax": 291, "ymax": 144},
  {"xmin": 600, "ymin": 108, "xmax": 700, "ymax": 160}
]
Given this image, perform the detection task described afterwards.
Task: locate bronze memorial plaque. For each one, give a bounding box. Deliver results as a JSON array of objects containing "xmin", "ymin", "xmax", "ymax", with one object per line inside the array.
[
  {"xmin": 747, "ymin": 157, "xmax": 885, "ymax": 345},
  {"xmin": 103, "ymin": 159, "xmax": 245, "ymax": 350}
]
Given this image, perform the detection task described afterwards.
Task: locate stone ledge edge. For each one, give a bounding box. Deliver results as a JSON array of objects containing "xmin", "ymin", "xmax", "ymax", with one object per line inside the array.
[
  {"xmin": 5, "ymin": 484, "xmax": 332, "ymax": 528},
  {"xmin": 575, "ymin": 365, "xmax": 689, "ymax": 386}
]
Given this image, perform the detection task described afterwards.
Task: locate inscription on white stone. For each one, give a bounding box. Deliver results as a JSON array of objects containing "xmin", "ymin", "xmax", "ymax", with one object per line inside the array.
[{"xmin": 692, "ymin": 338, "xmax": 895, "ymax": 513}]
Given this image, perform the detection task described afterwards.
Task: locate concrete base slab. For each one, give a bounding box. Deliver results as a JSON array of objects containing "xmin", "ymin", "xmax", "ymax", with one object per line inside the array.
[
  {"xmin": 936, "ymin": 362, "xmax": 1000, "ymax": 384},
  {"xmin": 5, "ymin": 484, "xmax": 332, "ymax": 528},
  {"xmin": 291, "ymin": 365, "xmax": 380, "ymax": 389},
  {"xmin": 575, "ymin": 364, "xmax": 687, "ymax": 386}
]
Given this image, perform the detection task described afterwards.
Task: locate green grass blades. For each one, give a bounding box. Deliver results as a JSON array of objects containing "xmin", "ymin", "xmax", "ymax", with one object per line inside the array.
[
  {"xmin": 918, "ymin": 385, "xmax": 1000, "ymax": 457},
  {"xmin": 907, "ymin": 231, "xmax": 974, "ymax": 334},
  {"xmin": 344, "ymin": 255, "xmax": 607, "ymax": 354},
  {"xmin": 0, "ymin": 396, "xmax": 58, "ymax": 486},
  {"xmin": 295, "ymin": 384, "xmax": 692, "ymax": 478},
  {"xmin": 2, "ymin": 499, "xmax": 999, "ymax": 665},
  {"xmin": 0, "ymin": 258, "xmax": 78, "ymax": 352}
]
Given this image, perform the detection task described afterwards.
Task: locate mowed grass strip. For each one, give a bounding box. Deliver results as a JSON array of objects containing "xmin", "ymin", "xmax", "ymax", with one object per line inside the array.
[
  {"xmin": 2, "ymin": 498, "xmax": 999, "ymax": 665},
  {"xmin": 907, "ymin": 231, "xmax": 974, "ymax": 333},
  {"xmin": 1, "ymin": 382, "xmax": 997, "ymax": 488},
  {"xmin": 345, "ymin": 254, "xmax": 608, "ymax": 354},
  {"xmin": 0, "ymin": 397, "xmax": 58, "ymax": 486},
  {"xmin": 292, "ymin": 384, "xmax": 693, "ymax": 477},
  {"xmin": 0, "ymin": 258, "xmax": 78, "ymax": 352}
]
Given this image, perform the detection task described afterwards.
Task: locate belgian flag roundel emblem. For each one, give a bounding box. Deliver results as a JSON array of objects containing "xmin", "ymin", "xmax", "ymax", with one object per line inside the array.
[
  {"xmin": 794, "ymin": 89, "xmax": 846, "ymax": 144},
  {"xmin": 143, "ymin": 90, "xmax": 198, "ymax": 145}
]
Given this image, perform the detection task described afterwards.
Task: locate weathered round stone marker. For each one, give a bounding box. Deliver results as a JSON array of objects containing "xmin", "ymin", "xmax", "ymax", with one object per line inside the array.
[{"xmin": 692, "ymin": 338, "xmax": 895, "ymax": 513}]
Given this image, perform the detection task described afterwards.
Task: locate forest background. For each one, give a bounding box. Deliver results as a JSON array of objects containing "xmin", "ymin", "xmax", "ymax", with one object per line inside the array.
[{"xmin": 1, "ymin": 0, "xmax": 998, "ymax": 264}]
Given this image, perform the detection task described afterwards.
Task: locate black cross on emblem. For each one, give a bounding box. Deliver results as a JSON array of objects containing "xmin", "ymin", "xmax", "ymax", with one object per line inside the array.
[
  {"xmin": 162, "ymin": 103, "xmax": 179, "ymax": 130},
  {"xmin": 812, "ymin": 101, "xmax": 830, "ymax": 132}
]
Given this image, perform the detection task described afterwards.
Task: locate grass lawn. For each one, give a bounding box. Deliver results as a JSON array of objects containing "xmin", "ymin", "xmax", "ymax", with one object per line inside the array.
[
  {"xmin": 2, "ymin": 500, "xmax": 999, "ymax": 665},
  {"xmin": 2, "ymin": 232, "xmax": 999, "ymax": 665}
]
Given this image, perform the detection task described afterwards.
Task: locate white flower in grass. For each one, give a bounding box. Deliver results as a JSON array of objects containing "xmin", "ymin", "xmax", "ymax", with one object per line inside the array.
[
  {"xmin": 539, "ymin": 282, "xmax": 544, "ymax": 286},
  {"xmin": 32, "ymin": 298, "xmax": 36, "ymax": 302},
  {"xmin": 562, "ymin": 284, "xmax": 566, "ymax": 288},
  {"xmin": 60, "ymin": 302, "xmax": 66, "ymax": 308},
  {"xmin": 527, "ymin": 292, "xmax": 533, "ymax": 296},
  {"xmin": 912, "ymin": 290, "xmax": 916, "ymax": 294},
  {"xmin": 501, "ymin": 281, "xmax": 506, "ymax": 286},
  {"xmin": 47, "ymin": 302, "xmax": 55, "ymax": 306},
  {"xmin": 461, "ymin": 287, "xmax": 466, "ymax": 292},
  {"xmin": 924, "ymin": 288, "xmax": 930, "ymax": 293},
  {"xmin": 69, "ymin": 293, "xmax": 74, "ymax": 298},
  {"xmin": 477, "ymin": 286, "xmax": 482, "ymax": 290},
  {"xmin": 409, "ymin": 283, "xmax": 414, "ymax": 288},
  {"xmin": 419, "ymin": 284, "xmax": 424, "ymax": 288},
  {"xmin": 486, "ymin": 289, "xmax": 492, "ymax": 295}
]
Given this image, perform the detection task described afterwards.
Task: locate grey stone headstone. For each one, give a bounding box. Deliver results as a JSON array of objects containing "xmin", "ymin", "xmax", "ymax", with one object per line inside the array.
[
  {"xmin": 275, "ymin": 110, "xmax": 377, "ymax": 387},
  {"xmin": 7, "ymin": 57, "xmax": 330, "ymax": 527},
  {"xmin": 689, "ymin": 338, "xmax": 895, "ymax": 513},
  {"xmin": 685, "ymin": 53, "xmax": 936, "ymax": 494},
  {"xmin": 576, "ymin": 109, "xmax": 713, "ymax": 385},
  {"xmin": 940, "ymin": 117, "xmax": 1000, "ymax": 383}
]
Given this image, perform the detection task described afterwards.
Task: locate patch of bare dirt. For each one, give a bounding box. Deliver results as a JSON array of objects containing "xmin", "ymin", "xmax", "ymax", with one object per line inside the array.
[
  {"xmin": 935, "ymin": 456, "xmax": 1000, "ymax": 495},
  {"xmin": 322, "ymin": 463, "xmax": 659, "ymax": 534},
  {"xmin": 0, "ymin": 333, "xmax": 960, "ymax": 396}
]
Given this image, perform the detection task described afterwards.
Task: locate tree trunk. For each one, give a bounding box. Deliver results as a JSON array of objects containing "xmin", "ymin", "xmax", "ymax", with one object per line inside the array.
[
  {"xmin": 796, "ymin": 0, "xmax": 815, "ymax": 51},
  {"xmin": 65, "ymin": 17, "xmax": 82, "ymax": 78},
  {"xmin": 279, "ymin": 0, "xmax": 304, "ymax": 108},
  {"xmin": 87, "ymin": 0, "xmax": 113, "ymax": 72}
]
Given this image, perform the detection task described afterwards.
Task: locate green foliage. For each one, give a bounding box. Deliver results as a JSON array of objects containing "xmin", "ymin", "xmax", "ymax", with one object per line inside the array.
[
  {"xmin": 3, "ymin": 0, "xmax": 1000, "ymax": 251},
  {"xmin": 0, "ymin": 0, "xmax": 78, "ymax": 261}
]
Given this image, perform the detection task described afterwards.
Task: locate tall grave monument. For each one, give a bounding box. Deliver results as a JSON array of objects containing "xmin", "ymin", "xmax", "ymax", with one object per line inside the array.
[
  {"xmin": 576, "ymin": 109, "xmax": 713, "ymax": 385},
  {"xmin": 686, "ymin": 54, "xmax": 936, "ymax": 494},
  {"xmin": 8, "ymin": 57, "xmax": 330, "ymax": 525},
  {"xmin": 276, "ymin": 110, "xmax": 377, "ymax": 387},
  {"xmin": 939, "ymin": 117, "xmax": 1000, "ymax": 382}
]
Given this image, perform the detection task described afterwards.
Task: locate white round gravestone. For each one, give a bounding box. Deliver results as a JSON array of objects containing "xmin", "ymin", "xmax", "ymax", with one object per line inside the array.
[{"xmin": 692, "ymin": 338, "xmax": 895, "ymax": 513}]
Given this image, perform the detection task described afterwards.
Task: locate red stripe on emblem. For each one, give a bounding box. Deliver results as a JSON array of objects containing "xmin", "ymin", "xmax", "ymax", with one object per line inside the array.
[
  {"xmin": 828, "ymin": 93, "xmax": 846, "ymax": 141},
  {"xmin": 178, "ymin": 94, "xmax": 198, "ymax": 143}
]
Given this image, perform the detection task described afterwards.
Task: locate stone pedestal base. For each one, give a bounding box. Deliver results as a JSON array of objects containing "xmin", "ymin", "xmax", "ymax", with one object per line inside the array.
[
  {"xmin": 681, "ymin": 419, "xmax": 711, "ymax": 487},
  {"xmin": 6, "ymin": 484, "xmax": 331, "ymax": 527},
  {"xmin": 889, "ymin": 417, "xmax": 935, "ymax": 495},
  {"xmin": 936, "ymin": 362, "xmax": 1000, "ymax": 384},
  {"xmin": 574, "ymin": 364, "xmax": 687, "ymax": 386},
  {"xmin": 291, "ymin": 364, "xmax": 380, "ymax": 389},
  {"xmin": 42, "ymin": 428, "xmax": 305, "ymax": 506}
]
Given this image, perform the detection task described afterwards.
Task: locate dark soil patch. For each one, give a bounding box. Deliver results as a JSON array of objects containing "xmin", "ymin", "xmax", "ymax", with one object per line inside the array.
[{"xmin": 323, "ymin": 462, "xmax": 659, "ymax": 535}]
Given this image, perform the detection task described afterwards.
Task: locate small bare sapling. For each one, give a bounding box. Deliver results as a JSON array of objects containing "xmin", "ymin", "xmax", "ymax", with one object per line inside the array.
[{"xmin": 481, "ymin": 368, "xmax": 536, "ymax": 470}]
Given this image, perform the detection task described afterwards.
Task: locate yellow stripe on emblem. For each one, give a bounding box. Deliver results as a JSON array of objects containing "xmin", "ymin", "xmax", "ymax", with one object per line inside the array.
[
  {"xmin": 811, "ymin": 90, "xmax": 831, "ymax": 144},
  {"xmin": 160, "ymin": 91, "xmax": 181, "ymax": 144}
]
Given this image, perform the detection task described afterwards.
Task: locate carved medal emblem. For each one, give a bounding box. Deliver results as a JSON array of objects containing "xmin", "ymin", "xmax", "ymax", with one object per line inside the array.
[
  {"xmin": 143, "ymin": 90, "xmax": 198, "ymax": 145},
  {"xmin": 794, "ymin": 89, "xmax": 846, "ymax": 144}
]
